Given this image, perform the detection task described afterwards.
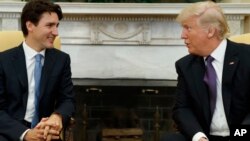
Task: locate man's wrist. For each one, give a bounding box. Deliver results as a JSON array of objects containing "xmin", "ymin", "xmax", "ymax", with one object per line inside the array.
[
  {"xmin": 199, "ymin": 137, "xmax": 208, "ymax": 141},
  {"xmin": 21, "ymin": 129, "xmax": 30, "ymax": 141},
  {"xmin": 192, "ymin": 132, "xmax": 208, "ymax": 141},
  {"xmin": 51, "ymin": 112, "xmax": 62, "ymax": 120}
]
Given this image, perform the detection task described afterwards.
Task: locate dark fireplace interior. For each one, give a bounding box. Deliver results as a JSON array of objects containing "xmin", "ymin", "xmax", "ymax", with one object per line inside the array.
[{"xmin": 71, "ymin": 79, "xmax": 177, "ymax": 141}]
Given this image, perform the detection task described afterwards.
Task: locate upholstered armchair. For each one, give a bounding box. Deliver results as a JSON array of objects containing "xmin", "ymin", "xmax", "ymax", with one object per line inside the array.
[{"xmin": 229, "ymin": 33, "xmax": 250, "ymax": 44}]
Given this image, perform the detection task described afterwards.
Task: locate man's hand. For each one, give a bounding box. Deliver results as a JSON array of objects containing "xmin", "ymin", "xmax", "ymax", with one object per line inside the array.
[
  {"xmin": 23, "ymin": 128, "xmax": 45, "ymax": 141},
  {"xmin": 35, "ymin": 113, "xmax": 63, "ymax": 141}
]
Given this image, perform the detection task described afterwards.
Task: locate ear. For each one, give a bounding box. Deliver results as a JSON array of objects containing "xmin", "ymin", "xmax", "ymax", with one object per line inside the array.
[
  {"xmin": 207, "ymin": 26, "xmax": 216, "ymax": 38},
  {"xmin": 26, "ymin": 21, "xmax": 34, "ymax": 32}
]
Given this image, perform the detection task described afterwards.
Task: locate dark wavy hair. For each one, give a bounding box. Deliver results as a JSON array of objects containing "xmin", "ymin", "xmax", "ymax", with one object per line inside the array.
[{"xmin": 21, "ymin": 0, "xmax": 63, "ymax": 37}]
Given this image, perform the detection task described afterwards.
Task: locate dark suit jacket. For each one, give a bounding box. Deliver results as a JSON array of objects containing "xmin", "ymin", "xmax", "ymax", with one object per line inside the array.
[
  {"xmin": 173, "ymin": 40, "xmax": 250, "ymax": 140},
  {"xmin": 0, "ymin": 44, "xmax": 75, "ymax": 140}
]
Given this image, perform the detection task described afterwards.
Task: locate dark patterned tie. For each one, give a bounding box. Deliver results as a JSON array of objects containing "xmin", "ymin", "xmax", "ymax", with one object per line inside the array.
[
  {"xmin": 31, "ymin": 54, "xmax": 43, "ymax": 128},
  {"xmin": 203, "ymin": 55, "xmax": 217, "ymax": 115}
]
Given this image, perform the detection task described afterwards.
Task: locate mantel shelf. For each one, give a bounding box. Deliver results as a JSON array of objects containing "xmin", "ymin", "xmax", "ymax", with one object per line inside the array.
[{"xmin": 1, "ymin": 2, "xmax": 250, "ymax": 15}]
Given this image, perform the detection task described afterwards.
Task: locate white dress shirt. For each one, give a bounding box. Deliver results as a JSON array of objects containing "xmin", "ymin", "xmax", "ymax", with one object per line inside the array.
[
  {"xmin": 23, "ymin": 42, "xmax": 45, "ymax": 122},
  {"xmin": 20, "ymin": 42, "xmax": 45, "ymax": 140},
  {"xmin": 192, "ymin": 39, "xmax": 230, "ymax": 141}
]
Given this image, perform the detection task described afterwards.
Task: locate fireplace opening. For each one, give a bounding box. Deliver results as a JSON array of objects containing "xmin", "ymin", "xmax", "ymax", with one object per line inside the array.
[{"xmin": 72, "ymin": 79, "xmax": 177, "ymax": 141}]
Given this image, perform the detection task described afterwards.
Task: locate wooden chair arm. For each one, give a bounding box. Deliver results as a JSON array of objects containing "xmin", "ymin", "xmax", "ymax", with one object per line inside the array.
[{"xmin": 60, "ymin": 117, "xmax": 75, "ymax": 141}]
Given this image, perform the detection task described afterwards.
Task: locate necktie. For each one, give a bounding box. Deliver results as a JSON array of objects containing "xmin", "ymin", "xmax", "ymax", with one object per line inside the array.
[
  {"xmin": 203, "ymin": 55, "xmax": 217, "ymax": 115},
  {"xmin": 31, "ymin": 54, "xmax": 43, "ymax": 128}
]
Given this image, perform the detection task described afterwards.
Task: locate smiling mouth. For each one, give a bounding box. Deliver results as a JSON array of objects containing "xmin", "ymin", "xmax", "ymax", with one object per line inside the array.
[{"xmin": 48, "ymin": 37, "xmax": 55, "ymax": 43}]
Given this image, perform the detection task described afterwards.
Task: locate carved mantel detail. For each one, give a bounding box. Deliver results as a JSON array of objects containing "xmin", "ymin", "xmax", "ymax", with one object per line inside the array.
[
  {"xmin": 0, "ymin": 12, "xmax": 20, "ymax": 18},
  {"xmin": 91, "ymin": 22, "xmax": 151, "ymax": 45}
]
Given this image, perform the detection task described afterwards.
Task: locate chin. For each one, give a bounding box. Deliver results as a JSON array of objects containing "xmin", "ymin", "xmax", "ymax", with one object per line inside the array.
[
  {"xmin": 188, "ymin": 50, "xmax": 198, "ymax": 56},
  {"xmin": 46, "ymin": 43, "xmax": 54, "ymax": 48},
  {"xmin": 187, "ymin": 49, "xmax": 193, "ymax": 54}
]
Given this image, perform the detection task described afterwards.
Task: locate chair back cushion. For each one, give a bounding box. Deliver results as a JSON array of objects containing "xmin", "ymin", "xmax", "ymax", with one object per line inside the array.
[
  {"xmin": 229, "ymin": 33, "xmax": 250, "ymax": 44},
  {"xmin": 0, "ymin": 31, "xmax": 61, "ymax": 52}
]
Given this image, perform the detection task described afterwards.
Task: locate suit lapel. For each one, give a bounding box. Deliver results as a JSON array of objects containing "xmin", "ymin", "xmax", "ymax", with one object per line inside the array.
[
  {"xmin": 12, "ymin": 46, "xmax": 29, "ymax": 106},
  {"xmin": 40, "ymin": 49, "xmax": 56, "ymax": 100},
  {"xmin": 222, "ymin": 40, "xmax": 239, "ymax": 121},
  {"xmin": 192, "ymin": 57, "xmax": 212, "ymax": 125}
]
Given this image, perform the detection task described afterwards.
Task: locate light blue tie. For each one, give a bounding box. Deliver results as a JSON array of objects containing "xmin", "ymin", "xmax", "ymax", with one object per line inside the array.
[{"xmin": 31, "ymin": 54, "xmax": 43, "ymax": 128}]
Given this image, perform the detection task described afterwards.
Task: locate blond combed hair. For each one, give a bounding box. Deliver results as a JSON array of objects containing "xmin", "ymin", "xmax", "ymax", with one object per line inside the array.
[{"xmin": 176, "ymin": 1, "xmax": 230, "ymax": 39}]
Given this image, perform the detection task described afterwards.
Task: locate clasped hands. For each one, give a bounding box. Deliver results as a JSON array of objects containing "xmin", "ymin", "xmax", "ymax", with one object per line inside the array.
[{"xmin": 24, "ymin": 113, "xmax": 62, "ymax": 141}]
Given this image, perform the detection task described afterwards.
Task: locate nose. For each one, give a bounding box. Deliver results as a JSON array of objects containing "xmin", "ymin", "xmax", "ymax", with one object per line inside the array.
[
  {"xmin": 181, "ymin": 29, "xmax": 187, "ymax": 39},
  {"xmin": 52, "ymin": 26, "xmax": 59, "ymax": 36}
]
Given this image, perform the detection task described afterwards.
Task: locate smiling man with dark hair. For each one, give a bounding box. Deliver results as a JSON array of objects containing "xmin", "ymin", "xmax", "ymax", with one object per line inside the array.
[{"xmin": 0, "ymin": 0, "xmax": 75, "ymax": 140}]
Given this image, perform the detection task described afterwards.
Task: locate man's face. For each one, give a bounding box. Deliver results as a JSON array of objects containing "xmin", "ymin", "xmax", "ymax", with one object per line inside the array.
[
  {"xmin": 26, "ymin": 12, "xmax": 59, "ymax": 51},
  {"xmin": 181, "ymin": 16, "xmax": 210, "ymax": 56}
]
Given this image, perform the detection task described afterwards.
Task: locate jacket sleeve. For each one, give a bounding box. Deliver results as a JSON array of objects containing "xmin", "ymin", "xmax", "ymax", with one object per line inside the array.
[{"xmin": 172, "ymin": 60, "xmax": 206, "ymax": 140}]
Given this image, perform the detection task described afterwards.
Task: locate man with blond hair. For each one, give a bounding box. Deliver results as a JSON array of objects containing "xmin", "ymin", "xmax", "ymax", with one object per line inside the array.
[{"xmin": 161, "ymin": 1, "xmax": 250, "ymax": 141}]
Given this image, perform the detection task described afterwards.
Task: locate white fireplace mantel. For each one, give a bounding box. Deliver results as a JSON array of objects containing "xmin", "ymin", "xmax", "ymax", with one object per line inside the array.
[
  {"xmin": 1, "ymin": 2, "xmax": 250, "ymax": 14},
  {"xmin": 1, "ymin": 2, "xmax": 250, "ymax": 80}
]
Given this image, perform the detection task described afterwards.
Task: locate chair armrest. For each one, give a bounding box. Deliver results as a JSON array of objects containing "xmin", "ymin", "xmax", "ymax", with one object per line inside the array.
[{"xmin": 60, "ymin": 117, "xmax": 75, "ymax": 141}]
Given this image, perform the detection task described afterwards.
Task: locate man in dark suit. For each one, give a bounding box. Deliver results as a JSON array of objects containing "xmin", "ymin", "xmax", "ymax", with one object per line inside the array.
[
  {"xmin": 0, "ymin": 0, "xmax": 75, "ymax": 140},
  {"xmin": 161, "ymin": 1, "xmax": 250, "ymax": 141}
]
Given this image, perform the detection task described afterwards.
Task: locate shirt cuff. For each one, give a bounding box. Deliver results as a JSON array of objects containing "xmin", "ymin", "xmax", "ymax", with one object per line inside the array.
[
  {"xmin": 192, "ymin": 132, "xmax": 208, "ymax": 141},
  {"xmin": 20, "ymin": 129, "xmax": 30, "ymax": 141}
]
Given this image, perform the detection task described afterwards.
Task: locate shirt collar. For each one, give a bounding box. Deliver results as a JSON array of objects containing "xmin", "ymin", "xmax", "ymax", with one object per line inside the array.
[
  {"xmin": 22, "ymin": 41, "xmax": 46, "ymax": 60},
  {"xmin": 204, "ymin": 39, "xmax": 227, "ymax": 63},
  {"xmin": 211, "ymin": 39, "xmax": 227, "ymax": 63}
]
